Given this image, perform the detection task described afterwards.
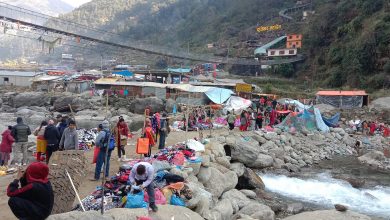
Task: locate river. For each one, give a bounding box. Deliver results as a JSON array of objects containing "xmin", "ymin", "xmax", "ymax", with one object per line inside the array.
[{"xmin": 260, "ymin": 156, "xmax": 390, "ymax": 219}]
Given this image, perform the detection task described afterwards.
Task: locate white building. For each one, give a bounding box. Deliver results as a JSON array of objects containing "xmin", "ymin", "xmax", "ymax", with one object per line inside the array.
[{"xmin": 0, "ymin": 71, "xmax": 39, "ymax": 87}]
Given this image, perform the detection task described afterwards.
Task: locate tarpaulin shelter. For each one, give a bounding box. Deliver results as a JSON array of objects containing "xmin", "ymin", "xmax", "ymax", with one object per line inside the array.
[
  {"xmin": 316, "ymin": 90, "xmax": 368, "ymax": 109},
  {"xmin": 285, "ymin": 100, "xmax": 329, "ymax": 132},
  {"xmin": 204, "ymin": 88, "xmax": 234, "ymax": 104},
  {"xmin": 223, "ymin": 96, "xmax": 252, "ymax": 113},
  {"xmin": 322, "ymin": 112, "xmax": 340, "ymax": 128},
  {"xmin": 113, "ymin": 70, "xmax": 133, "ymax": 77},
  {"xmin": 276, "ymin": 107, "xmax": 318, "ymax": 132}
]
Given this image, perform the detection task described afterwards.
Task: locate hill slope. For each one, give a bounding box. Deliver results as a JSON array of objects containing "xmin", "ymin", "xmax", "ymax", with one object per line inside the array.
[{"xmin": 2, "ymin": 0, "xmax": 74, "ymax": 16}]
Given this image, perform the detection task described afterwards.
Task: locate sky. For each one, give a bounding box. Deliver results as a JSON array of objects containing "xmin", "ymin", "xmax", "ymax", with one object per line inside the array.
[{"xmin": 62, "ymin": 0, "xmax": 91, "ymax": 7}]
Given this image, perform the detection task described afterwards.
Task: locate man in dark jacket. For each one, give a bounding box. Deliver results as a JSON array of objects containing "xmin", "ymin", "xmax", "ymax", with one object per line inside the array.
[
  {"xmin": 57, "ymin": 118, "xmax": 68, "ymax": 139},
  {"xmin": 11, "ymin": 117, "xmax": 31, "ymax": 166},
  {"xmin": 44, "ymin": 120, "xmax": 61, "ymax": 164},
  {"xmin": 7, "ymin": 162, "xmax": 54, "ymax": 220}
]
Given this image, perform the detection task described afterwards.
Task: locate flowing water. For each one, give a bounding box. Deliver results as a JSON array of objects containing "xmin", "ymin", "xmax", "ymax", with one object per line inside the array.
[{"xmin": 260, "ymin": 157, "xmax": 390, "ymax": 219}]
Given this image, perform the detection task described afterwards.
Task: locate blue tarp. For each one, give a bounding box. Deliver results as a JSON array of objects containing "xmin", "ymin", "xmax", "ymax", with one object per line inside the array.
[
  {"xmin": 167, "ymin": 68, "xmax": 192, "ymax": 73},
  {"xmin": 204, "ymin": 88, "xmax": 234, "ymax": 104},
  {"xmin": 322, "ymin": 112, "xmax": 340, "ymax": 128},
  {"xmin": 113, "ymin": 70, "xmax": 133, "ymax": 77}
]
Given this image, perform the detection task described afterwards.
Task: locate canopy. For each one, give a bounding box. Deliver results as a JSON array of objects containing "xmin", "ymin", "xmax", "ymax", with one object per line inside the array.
[
  {"xmin": 113, "ymin": 70, "xmax": 133, "ymax": 77},
  {"xmin": 205, "ymin": 88, "xmax": 234, "ymax": 104},
  {"xmin": 224, "ymin": 96, "xmax": 252, "ymax": 113},
  {"xmin": 167, "ymin": 68, "xmax": 192, "ymax": 73}
]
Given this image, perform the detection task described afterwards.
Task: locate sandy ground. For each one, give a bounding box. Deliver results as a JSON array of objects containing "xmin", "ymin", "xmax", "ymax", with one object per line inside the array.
[{"xmin": 0, "ymin": 129, "xmax": 228, "ymax": 220}]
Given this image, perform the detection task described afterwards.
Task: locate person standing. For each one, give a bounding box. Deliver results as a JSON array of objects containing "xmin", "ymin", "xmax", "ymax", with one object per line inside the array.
[
  {"xmin": 91, "ymin": 121, "xmax": 112, "ymax": 181},
  {"xmin": 44, "ymin": 120, "xmax": 60, "ymax": 164},
  {"xmin": 7, "ymin": 162, "xmax": 54, "ymax": 220},
  {"xmin": 0, "ymin": 126, "xmax": 15, "ymax": 166},
  {"xmin": 128, "ymin": 162, "xmax": 158, "ymax": 212},
  {"xmin": 256, "ymin": 111, "xmax": 263, "ymax": 130},
  {"xmin": 57, "ymin": 118, "xmax": 68, "ymax": 139},
  {"xmin": 33, "ymin": 121, "xmax": 48, "ymax": 162},
  {"xmin": 144, "ymin": 119, "xmax": 156, "ymax": 157},
  {"xmin": 239, "ymin": 111, "xmax": 247, "ymax": 131},
  {"xmin": 272, "ymin": 99, "xmax": 278, "ymax": 110},
  {"xmin": 158, "ymin": 113, "xmax": 169, "ymax": 150},
  {"xmin": 11, "ymin": 117, "xmax": 32, "ymax": 166},
  {"xmin": 114, "ymin": 117, "xmax": 129, "ymax": 161},
  {"xmin": 59, "ymin": 120, "xmax": 78, "ymax": 150},
  {"xmin": 227, "ymin": 111, "xmax": 236, "ymax": 131}
]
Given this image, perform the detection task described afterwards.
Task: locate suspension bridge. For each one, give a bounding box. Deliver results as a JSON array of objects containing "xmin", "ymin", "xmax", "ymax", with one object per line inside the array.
[{"xmin": 0, "ymin": 2, "xmax": 304, "ymax": 66}]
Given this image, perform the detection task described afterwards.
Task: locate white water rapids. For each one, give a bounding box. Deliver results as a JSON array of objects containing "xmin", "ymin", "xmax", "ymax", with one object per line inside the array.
[{"xmin": 261, "ymin": 173, "xmax": 390, "ymax": 218}]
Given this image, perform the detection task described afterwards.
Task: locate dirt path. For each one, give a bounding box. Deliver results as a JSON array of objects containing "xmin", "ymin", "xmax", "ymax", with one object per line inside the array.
[{"xmin": 0, "ymin": 128, "xmax": 228, "ymax": 220}]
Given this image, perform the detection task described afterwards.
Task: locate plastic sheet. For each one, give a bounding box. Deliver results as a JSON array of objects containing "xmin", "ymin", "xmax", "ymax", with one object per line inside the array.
[{"xmin": 186, "ymin": 139, "xmax": 205, "ymax": 152}]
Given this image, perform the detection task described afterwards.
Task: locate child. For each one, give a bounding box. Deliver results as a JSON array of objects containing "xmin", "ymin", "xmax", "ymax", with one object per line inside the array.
[{"xmin": 0, "ymin": 126, "xmax": 15, "ymax": 166}]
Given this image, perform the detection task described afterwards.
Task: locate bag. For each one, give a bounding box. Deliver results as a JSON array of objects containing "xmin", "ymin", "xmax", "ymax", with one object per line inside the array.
[
  {"xmin": 125, "ymin": 191, "xmax": 148, "ymax": 208},
  {"xmin": 120, "ymin": 135, "xmax": 127, "ymax": 140},
  {"xmin": 144, "ymin": 189, "xmax": 167, "ymax": 205},
  {"xmin": 136, "ymin": 138, "xmax": 149, "ymax": 154},
  {"xmin": 100, "ymin": 131, "xmax": 115, "ymax": 151},
  {"xmin": 92, "ymin": 147, "xmax": 100, "ymax": 164},
  {"xmin": 170, "ymin": 194, "xmax": 185, "ymax": 206}
]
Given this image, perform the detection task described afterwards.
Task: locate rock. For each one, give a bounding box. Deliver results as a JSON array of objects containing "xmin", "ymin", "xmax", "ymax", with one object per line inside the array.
[
  {"xmin": 206, "ymin": 141, "xmax": 226, "ymax": 157},
  {"xmin": 54, "ymin": 96, "xmax": 92, "ymax": 112},
  {"xmin": 149, "ymin": 205, "xmax": 204, "ymax": 220},
  {"xmin": 128, "ymin": 115, "xmax": 145, "ymax": 131},
  {"xmin": 287, "ymin": 203, "xmax": 304, "ymax": 214},
  {"xmin": 230, "ymin": 162, "xmax": 246, "ymax": 177},
  {"xmin": 358, "ymin": 151, "xmax": 386, "ymax": 167},
  {"xmin": 209, "ymin": 162, "xmax": 231, "ymax": 173},
  {"xmin": 216, "ymin": 157, "xmax": 231, "ymax": 168},
  {"xmin": 334, "ymin": 204, "xmax": 348, "ymax": 212},
  {"xmin": 282, "ymin": 163, "xmax": 300, "ymax": 172},
  {"xmin": 253, "ymin": 135, "xmax": 267, "ymax": 144},
  {"xmin": 264, "ymin": 132, "xmax": 278, "ymax": 140},
  {"xmin": 282, "ymin": 210, "xmax": 371, "ymax": 220},
  {"xmin": 251, "ymin": 153, "xmax": 274, "ymax": 168},
  {"xmin": 238, "ymin": 202, "xmax": 275, "ymax": 220},
  {"xmin": 212, "ymin": 199, "xmax": 234, "ymax": 219},
  {"xmin": 346, "ymin": 178, "xmax": 365, "ymax": 188},
  {"xmin": 75, "ymin": 115, "xmax": 106, "ymax": 129},
  {"xmin": 47, "ymin": 210, "xmax": 112, "ymax": 220},
  {"xmin": 129, "ymin": 97, "xmax": 164, "ymax": 114},
  {"xmin": 197, "ymin": 167, "xmax": 238, "ymax": 198},
  {"xmin": 237, "ymin": 168, "xmax": 265, "ymax": 190},
  {"xmin": 221, "ymin": 189, "xmax": 251, "ymax": 209},
  {"xmin": 273, "ymin": 158, "xmax": 285, "ymax": 169},
  {"xmin": 13, "ymin": 92, "xmax": 50, "ymax": 108},
  {"xmin": 201, "ymin": 155, "xmax": 211, "ymax": 167},
  {"xmin": 239, "ymin": 189, "xmax": 257, "ymax": 199},
  {"xmin": 371, "ymin": 97, "xmax": 390, "ymax": 110}
]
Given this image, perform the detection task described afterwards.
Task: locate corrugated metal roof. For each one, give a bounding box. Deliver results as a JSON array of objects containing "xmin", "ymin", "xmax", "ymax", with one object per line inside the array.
[
  {"xmin": 0, "ymin": 71, "xmax": 39, "ymax": 77},
  {"xmin": 94, "ymin": 78, "xmax": 120, "ymax": 83},
  {"xmin": 316, "ymin": 90, "xmax": 367, "ymax": 96},
  {"xmin": 254, "ymin": 36, "xmax": 287, "ymax": 55},
  {"xmin": 31, "ymin": 75, "xmax": 62, "ymax": 82}
]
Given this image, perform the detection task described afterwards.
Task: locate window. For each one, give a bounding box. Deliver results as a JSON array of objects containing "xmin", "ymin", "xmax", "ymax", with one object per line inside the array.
[
  {"xmin": 270, "ymin": 51, "xmax": 275, "ymax": 55},
  {"xmin": 279, "ymin": 50, "xmax": 285, "ymax": 55},
  {"xmin": 3, "ymin": 77, "xmax": 9, "ymax": 82},
  {"xmin": 289, "ymin": 35, "xmax": 293, "ymax": 39},
  {"xmin": 289, "ymin": 50, "xmax": 295, "ymax": 54}
]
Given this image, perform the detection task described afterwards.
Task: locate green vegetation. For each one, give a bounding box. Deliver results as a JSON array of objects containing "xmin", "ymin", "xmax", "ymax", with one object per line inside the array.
[{"xmin": 301, "ymin": 0, "xmax": 390, "ymax": 90}]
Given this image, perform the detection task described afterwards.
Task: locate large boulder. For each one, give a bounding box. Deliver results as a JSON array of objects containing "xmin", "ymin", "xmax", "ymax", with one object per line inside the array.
[
  {"xmin": 230, "ymin": 162, "xmax": 246, "ymax": 177},
  {"xmin": 13, "ymin": 92, "xmax": 50, "ymax": 108},
  {"xmin": 197, "ymin": 167, "xmax": 238, "ymax": 198},
  {"xmin": 237, "ymin": 168, "xmax": 265, "ymax": 190},
  {"xmin": 129, "ymin": 97, "xmax": 164, "ymax": 114},
  {"xmin": 282, "ymin": 210, "xmax": 371, "ymax": 220},
  {"xmin": 230, "ymin": 137, "xmax": 273, "ymax": 168},
  {"xmin": 54, "ymin": 96, "xmax": 92, "ymax": 112},
  {"xmin": 358, "ymin": 151, "xmax": 386, "ymax": 167},
  {"xmin": 238, "ymin": 202, "xmax": 275, "ymax": 220},
  {"xmin": 211, "ymin": 199, "xmax": 234, "ymax": 220},
  {"xmin": 221, "ymin": 189, "xmax": 251, "ymax": 209}
]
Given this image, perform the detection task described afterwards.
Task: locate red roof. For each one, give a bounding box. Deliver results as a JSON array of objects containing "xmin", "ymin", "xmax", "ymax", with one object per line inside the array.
[{"xmin": 316, "ymin": 90, "xmax": 367, "ymax": 96}]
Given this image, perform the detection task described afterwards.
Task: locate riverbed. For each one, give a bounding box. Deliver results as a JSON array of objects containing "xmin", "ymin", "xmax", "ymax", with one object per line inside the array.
[{"xmin": 260, "ymin": 156, "xmax": 390, "ymax": 219}]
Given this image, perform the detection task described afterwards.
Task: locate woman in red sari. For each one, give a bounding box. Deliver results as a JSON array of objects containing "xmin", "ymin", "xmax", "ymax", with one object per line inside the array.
[
  {"xmin": 269, "ymin": 109, "xmax": 277, "ymax": 126},
  {"xmin": 144, "ymin": 119, "xmax": 156, "ymax": 157}
]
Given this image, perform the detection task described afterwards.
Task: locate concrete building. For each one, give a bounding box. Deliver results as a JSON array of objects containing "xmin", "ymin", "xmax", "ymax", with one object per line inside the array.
[{"xmin": 0, "ymin": 71, "xmax": 39, "ymax": 87}]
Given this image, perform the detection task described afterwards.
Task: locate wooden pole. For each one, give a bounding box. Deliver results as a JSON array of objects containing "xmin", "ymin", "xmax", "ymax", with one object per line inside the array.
[{"xmin": 65, "ymin": 169, "xmax": 85, "ymax": 212}]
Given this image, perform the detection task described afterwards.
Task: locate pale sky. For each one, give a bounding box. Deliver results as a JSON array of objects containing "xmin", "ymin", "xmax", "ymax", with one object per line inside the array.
[{"xmin": 62, "ymin": 0, "xmax": 91, "ymax": 7}]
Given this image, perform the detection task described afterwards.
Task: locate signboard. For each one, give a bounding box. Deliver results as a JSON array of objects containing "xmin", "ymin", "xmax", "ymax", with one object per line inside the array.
[
  {"xmin": 236, "ymin": 83, "xmax": 252, "ymax": 93},
  {"xmin": 256, "ymin": 24, "xmax": 282, "ymax": 32}
]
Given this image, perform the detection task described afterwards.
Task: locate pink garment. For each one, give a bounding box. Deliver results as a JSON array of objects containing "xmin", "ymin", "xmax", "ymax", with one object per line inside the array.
[
  {"xmin": 144, "ymin": 189, "xmax": 167, "ymax": 205},
  {"xmin": 171, "ymin": 152, "xmax": 185, "ymax": 166},
  {"xmin": 269, "ymin": 109, "xmax": 277, "ymax": 126}
]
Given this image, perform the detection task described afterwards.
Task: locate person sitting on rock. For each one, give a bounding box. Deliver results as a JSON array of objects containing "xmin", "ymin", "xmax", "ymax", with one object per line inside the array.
[
  {"xmin": 7, "ymin": 162, "xmax": 54, "ymax": 220},
  {"xmin": 59, "ymin": 120, "xmax": 78, "ymax": 150},
  {"xmin": 128, "ymin": 162, "xmax": 158, "ymax": 212}
]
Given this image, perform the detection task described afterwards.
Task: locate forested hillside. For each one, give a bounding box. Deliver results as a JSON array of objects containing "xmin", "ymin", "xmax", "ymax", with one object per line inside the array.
[{"xmin": 300, "ymin": 0, "xmax": 390, "ymax": 90}]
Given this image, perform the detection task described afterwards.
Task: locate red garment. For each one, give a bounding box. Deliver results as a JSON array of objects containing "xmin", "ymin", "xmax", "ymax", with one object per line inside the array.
[
  {"xmin": 384, "ymin": 127, "xmax": 389, "ymax": 137},
  {"xmin": 145, "ymin": 127, "xmax": 156, "ymax": 146},
  {"xmin": 260, "ymin": 97, "xmax": 265, "ymax": 104},
  {"xmin": 269, "ymin": 109, "xmax": 277, "ymax": 126},
  {"xmin": 370, "ymin": 123, "xmax": 376, "ymax": 135},
  {"xmin": 0, "ymin": 129, "xmax": 15, "ymax": 153},
  {"xmin": 116, "ymin": 121, "xmax": 129, "ymax": 146},
  {"xmin": 25, "ymin": 162, "xmax": 49, "ymax": 184}
]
